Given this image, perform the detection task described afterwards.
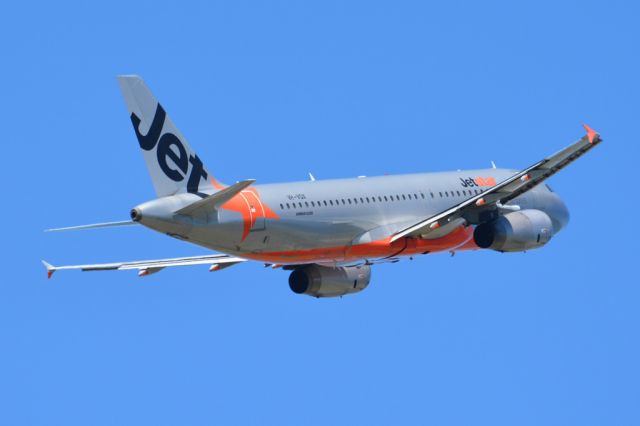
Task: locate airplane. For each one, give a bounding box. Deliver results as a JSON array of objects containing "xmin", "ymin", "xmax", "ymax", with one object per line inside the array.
[{"xmin": 43, "ymin": 75, "xmax": 601, "ymax": 298}]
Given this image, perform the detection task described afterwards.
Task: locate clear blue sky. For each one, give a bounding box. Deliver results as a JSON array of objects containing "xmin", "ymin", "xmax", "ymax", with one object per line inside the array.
[{"xmin": 2, "ymin": 1, "xmax": 639, "ymax": 424}]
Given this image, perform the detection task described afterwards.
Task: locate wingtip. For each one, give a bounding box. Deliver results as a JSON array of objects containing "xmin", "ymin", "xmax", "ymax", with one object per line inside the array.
[
  {"xmin": 42, "ymin": 260, "xmax": 56, "ymax": 279},
  {"xmin": 582, "ymin": 123, "xmax": 599, "ymax": 144}
]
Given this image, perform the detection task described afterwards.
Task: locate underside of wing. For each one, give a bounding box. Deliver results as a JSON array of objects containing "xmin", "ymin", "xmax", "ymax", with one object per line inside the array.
[{"xmin": 42, "ymin": 254, "xmax": 247, "ymax": 278}]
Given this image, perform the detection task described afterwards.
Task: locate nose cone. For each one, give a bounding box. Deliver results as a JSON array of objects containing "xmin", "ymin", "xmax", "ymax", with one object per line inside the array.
[{"xmin": 549, "ymin": 193, "xmax": 570, "ymax": 233}]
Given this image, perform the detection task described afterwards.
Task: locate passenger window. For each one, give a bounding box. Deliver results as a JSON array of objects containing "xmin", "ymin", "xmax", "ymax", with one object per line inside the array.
[
  {"xmin": 299, "ymin": 202, "xmax": 303, "ymax": 208},
  {"xmin": 305, "ymin": 202, "xmax": 309, "ymax": 207},
  {"xmin": 439, "ymin": 192, "xmax": 443, "ymax": 197},
  {"xmin": 378, "ymin": 196, "xmax": 382, "ymax": 202},
  {"xmin": 341, "ymin": 199, "xmax": 346, "ymax": 205},
  {"xmin": 430, "ymin": 192, "xmax": 434, "ymax": 198},
  {"xmin": 348, "ymin": 199, "xmax": 352, "ymax": 204},
  {"xmin": 360, "ymin": 197, "xmax": 364, "ymax": 203},
  {"xmin": 384, "ymin": 196, "xmax": 388, "ymax": 201},
  {"xmin": 311, "ymin": 201, "xmax": 315, "ymax": 207},
  {"xmin": 329, "ymin": 200, "xmax": 333, "ymax": 206},
  {"xmin": 456, "ymin": 190, "xmax": 460, "ymax": 196},
  {"xmin": 280, "ymin": 203, "xmax": 284, "ymax": 209},
  {"xmin": 324, "ymin": 200, "xmax": 328, "ymax": 206},
  {"xmin": 402, "ymin": 194, "xmax": 406, "ymax": 200},
  {"xmin": 286, "ymin": 203, "xmax": 290, "ymax": 209}
]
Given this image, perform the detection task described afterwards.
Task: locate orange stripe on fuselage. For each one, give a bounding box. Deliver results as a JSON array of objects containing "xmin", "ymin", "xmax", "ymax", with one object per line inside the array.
[{"xmin": 242, "ymin": 225, "xmax": 478, "ymax": 264}]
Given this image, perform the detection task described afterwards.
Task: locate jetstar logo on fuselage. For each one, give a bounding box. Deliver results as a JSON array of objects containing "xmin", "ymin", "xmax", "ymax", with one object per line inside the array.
[{"xmin": 460, "ymin": 176, "xmax": 497, "ymax": 188}]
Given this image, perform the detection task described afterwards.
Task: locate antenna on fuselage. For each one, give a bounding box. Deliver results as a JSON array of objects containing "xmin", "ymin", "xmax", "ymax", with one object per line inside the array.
[
  {"xmin": 491, "ymin": 161, "xmax": 497, "ymax": 169},
  {"xmin": 308, "ymin": 172, "xmax": 316, "ymax": 181}
]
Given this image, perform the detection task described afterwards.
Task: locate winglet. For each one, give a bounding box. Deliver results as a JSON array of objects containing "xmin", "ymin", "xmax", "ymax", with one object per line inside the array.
[
  {"xmin": 582, "ymin": 123, "xmax": 599, "ymax": 144},
  {"xmin": 42, "ymin": 260, "xmax": 56, "ymax": 279}
]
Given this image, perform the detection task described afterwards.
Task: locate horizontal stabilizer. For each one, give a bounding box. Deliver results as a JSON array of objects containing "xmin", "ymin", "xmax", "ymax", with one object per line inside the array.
[
  {"xmin": 45, "ymin": 220, "xmax": 138, "ymax": 232},
  {"xmin": 175, "ymin": 179, "xmax": 256, "ymax": 216}
]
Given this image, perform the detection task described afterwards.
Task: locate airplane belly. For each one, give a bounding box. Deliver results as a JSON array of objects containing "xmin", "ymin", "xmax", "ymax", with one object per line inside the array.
[{"xmin": 241, "ymin": 225, "xmax": 476, "ymax": 265}]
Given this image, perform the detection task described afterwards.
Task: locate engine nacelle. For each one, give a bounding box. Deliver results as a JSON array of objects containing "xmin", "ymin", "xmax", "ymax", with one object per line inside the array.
[
  {"xmin": 288, "ymin": 265, "xmax": 371, "ymax": 298},
  {"xmin": 473, "ymin": 209, "xmax": 554, "ymax": 252}
]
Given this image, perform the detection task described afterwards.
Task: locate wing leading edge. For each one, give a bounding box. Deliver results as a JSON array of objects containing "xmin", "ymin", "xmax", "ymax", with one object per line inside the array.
[
  {"xmin": 42, "ymin": 254, "xmax": 247, "ymax": 279},
  {"xmin": 390, "ymin": 124, "xmax": 602, "ymax": 243}
]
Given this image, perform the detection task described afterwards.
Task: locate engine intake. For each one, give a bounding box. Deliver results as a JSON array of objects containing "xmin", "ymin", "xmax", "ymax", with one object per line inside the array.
[
  {"xmin": 289, "ymin": 264, "xmax": 371, "ymax": 298},
  {"xmin": 473, "ymin": 209, "xmax": 554, "ymax": 252}
]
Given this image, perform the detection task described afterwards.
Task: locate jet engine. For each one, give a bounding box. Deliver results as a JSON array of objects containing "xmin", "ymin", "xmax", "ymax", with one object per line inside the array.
[
  {"xmin": 473, "ymin": 209, "xmax": 554, "ymax": 252},
  {"xmin": 288, "ymin": 264, "xmax": 371, "ymax": 298}
]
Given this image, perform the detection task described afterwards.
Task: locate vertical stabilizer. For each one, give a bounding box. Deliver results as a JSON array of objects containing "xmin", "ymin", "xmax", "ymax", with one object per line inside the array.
[{"xmin": 117, "ymin": 75, "xmax": 216, "ymax": 197}]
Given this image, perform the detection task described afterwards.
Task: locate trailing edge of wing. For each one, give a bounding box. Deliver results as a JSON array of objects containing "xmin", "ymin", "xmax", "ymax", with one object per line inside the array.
[
  {"xmin": 175, "ymin": 179, "xmax": 256, "ymax": 216},
  {"xmin": 45, "ymin": 220, "xmax": 138, "ymax": 232},
  {"xmin": 390, "ymin": 124, "xmax": 602, "ymax": 242},
  {"xmin": 42, "ymin": 254, "xmax": 247, "ymax": 278}
]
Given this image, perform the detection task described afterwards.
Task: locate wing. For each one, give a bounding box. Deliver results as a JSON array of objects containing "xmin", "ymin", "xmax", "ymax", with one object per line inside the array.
[
  {"xmin": 42, "ymin": 254, "xmax": 247, "ymax": 278},
  {"xmin": 390, "ymin": 124, "xmax": 602, "ymax": 243}
]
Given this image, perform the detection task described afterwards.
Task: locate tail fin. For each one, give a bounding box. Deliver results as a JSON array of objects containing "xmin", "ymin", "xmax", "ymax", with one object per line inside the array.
[{"xmin": 117, "ymin": 75, "xmax": 218, "ymax": 197}]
